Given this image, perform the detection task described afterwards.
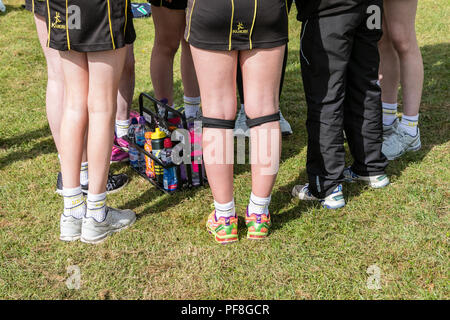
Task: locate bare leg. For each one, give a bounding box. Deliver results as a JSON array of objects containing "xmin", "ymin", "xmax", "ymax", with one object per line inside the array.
[
  {"xmin": 35, "ymin": 14, "xmax": 88, "ymax": 163},
  {"xmin": 240, "ymin": 47, "xmax": 284, "ymax": 198},
  {"xmin": 180, "ymin": 38, "xmax": 200, "ymax": 98},
  {"xmin": 86, "ymin": 48, "xmax": 127, "ymax": 194},
  {"xmin": 116, "ymin": 44, "xmax": 135, "ymax": 121},
  {"xmin": 59, "ymin": 51, "xmax": 89, "ymax": 188},
  {"xmin": 190, "ymin": 46, "xmax": 237, "ymax": 204},
  {"xmin": 381, "ymin": 0, "xmax": 423, "ymax": 116},
  {"xmin": 150, "ymin": 7, "xmax": 186, "ymax": 105},
  {"xmin": 378, "ymin": 20, "xmax": 400, "ymax": 104}
]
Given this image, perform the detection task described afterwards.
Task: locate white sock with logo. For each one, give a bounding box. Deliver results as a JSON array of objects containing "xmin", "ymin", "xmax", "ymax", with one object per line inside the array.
[
  {"xmin": 214, "ymin": 199, "xmax": 236, "ymax": 219},
  {"xmin": 248, "ymin": 193, "xmax": 271, "ymax": 215},
  {"xmin": 382, "ymin": 102, "xmax": 398, "ymax": 126},
  {"xmin": 184, "ymin": 96, "xmax": 201, "ymax": 118},
  {"xmin": 80, "ymin": 162, "xmax": 88, "ymax": 186},
  {"xmin": 86, "ymin": 192, "xmax": 107, "ymax": 222},
  {"xmin": 400, "ymin": 114, "xmax": 419, "ymax": 136},
  {"xmin": 115, "ymin": 119, "xmax": 131, "ymax": 138},
  {"xmin": 63, "ymin": 187, "xmax": 85, "ymax": 219}
]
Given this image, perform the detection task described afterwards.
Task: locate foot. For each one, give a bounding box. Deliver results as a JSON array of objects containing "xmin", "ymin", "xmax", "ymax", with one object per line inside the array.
[
  {"xmin": 55, "ymin": 172, "xmax": 88, "ymax": 196},
  {"xmin": 279, "ymin": 111, "xmax": 293, "ymax": 136},
  {"xmin": 343, "ymin": 167, "xmax": 390, "ymax": 189},
  {"xmin": 291, "ymin": 183, "xmax": 346, "ymax": 209},
  {"xmin": 80, "ymin": 207, "xmax": 136, "ymax": 244},
  {"xmin": 0, "ymin": 1, "xmax": 5, "ymax": 13},
  {"xmin": 206, "ymin": 210, "xmax": 238, "ymax": 244},
  {"xmin": 245, "ymin": 208, "xmax": 271, "ymax": 240},
  {"xmin": 233, "ymin": 107, "xmax": 250, "ymax": 137},
  {"xmin": 60, "ymin": 214, "xmax": 83, "ymax": 242},
  {"xmin": 382, "ymin": 126, "xmax": 421, "ymax": 160},
  {"xmin": 383, "ymin": 118, "xmax": 399, "ymax": 141},
  {"xmin": 56, "ymin": 172, "xmax": 128, "ymax": 195}
]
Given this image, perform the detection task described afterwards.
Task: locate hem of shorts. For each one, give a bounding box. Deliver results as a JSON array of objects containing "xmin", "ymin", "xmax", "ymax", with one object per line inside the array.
[
  {"xmin": 48, "ymin": 40, "xmax": 132, "ymax": 52},
  {"xmin": 188, "ymin": 38, "xmax": 288, "ymax": 51}
]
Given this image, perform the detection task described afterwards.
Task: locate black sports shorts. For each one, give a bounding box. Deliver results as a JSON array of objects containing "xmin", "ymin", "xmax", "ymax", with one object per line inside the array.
[
  {"xmin": 25, "ymin": 0, "xmax": 46, "ymax": 17},
  {"xmin": 46, "ymin": 0, "xmax": 136, "ymax": 52},
  {"xmin": 148, "ymin": 0, "xmax": 187, "ymax": 10},
  {"xmin": 185, "ymin": 0, "xmax": 289, "ymax": 51}
]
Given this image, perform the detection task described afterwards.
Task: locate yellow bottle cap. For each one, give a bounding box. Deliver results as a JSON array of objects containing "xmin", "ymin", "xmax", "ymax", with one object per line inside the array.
[{"xmin": 150, "ymin": 128, "xmax": 166, "ymax": 140}]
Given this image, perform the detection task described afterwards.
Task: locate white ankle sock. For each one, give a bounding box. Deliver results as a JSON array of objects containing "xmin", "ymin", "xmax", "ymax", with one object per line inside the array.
[
  {"xmin": 115, "ymin": 119, "xmax": 131, "ymax": 138},
  {"xmin": 80, "ymin": 162, "xmax": 88, "ymax": 186},
  {"xmin": 63, "ymin": 187, "xmax": 85, "ymax": 219},
  {"xmin": 248, "ymin": 193, "xmax": 271, "ymax": 215},
  {"xmin": 184, "ymin": 96, "xmax": 201, "ymax": 118},
  {"xmin": 214, "ymin": 199, "xmax": 236, "ymax": 219},
  {"xmin": 382, "ymin": 102, "xmax": 398, "ymax": 126},
  {"xmin": 400, "ymin": 114, "xmax": 419, "ymax": 136},
  {"xmin": 86, "ymin": 192, "xmax": 107, "ymax": 222}
]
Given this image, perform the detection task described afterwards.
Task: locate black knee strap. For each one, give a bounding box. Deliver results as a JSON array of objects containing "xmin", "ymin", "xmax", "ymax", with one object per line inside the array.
[
  {"xmin": 246, "ymin": 112, "xmax": 280, "ymax": 128},
  {"xmin": 202, "ymin": 117, "xmax": 235, "ymax": 129}
]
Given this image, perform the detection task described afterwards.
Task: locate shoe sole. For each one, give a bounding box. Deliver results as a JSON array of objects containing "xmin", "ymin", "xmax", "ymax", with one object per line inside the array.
[
  {"xmin": 59, "ymin": 235, "xmax": 81, "ymax": 242},
  {"xmin": 344, "ymin": 176, "xmax": 390, "ymax": 189},
  {"xmin": 80, "ymin": 216, "xmax": 136, "ymax": 245},
  {"xmin": 387, "ymin": 142, "xmax": 421, "ymax": 161},
  {"xmin": 321, "ymin": 203, "xmax": 346, "ymax": 209}
]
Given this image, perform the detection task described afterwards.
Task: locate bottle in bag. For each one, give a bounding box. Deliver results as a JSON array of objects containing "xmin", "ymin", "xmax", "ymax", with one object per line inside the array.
[
  {"xmin": 135, "ymin": 117, "xmax": 147, "ymax": 171},
  {"xmin": 151, "ymin": 128, "xmax": 166, "ymax": 185},
  {"xmin": 144, "ymin": 132, "xmax": 155, "ymax": 179},
  {"xmin": 128, "ymin": 117, "xmax": 139, "ymax": 170},
  {"xmin": 162, "ymin": 138, "xmax": 178, "ymax": 192}
]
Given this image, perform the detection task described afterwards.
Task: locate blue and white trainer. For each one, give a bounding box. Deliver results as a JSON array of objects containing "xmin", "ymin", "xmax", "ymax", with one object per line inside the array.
[
  {"xmin": 291, "ymin": 183, "xmax": 346, "ymax": 209},
  {"xmin": 60, "ymin": 214, "xmax": 83, "ymax": 242},
  {"xmin": 383, "ymin": 118, "xmax": 399, "ymax": 141},
  {"xmin": 382, "ymin": 126, "xmax": 421, "ymax": 160},
  {"xmin": 343, "ymin": 167, "xmax": 390, "ymax": 189}
]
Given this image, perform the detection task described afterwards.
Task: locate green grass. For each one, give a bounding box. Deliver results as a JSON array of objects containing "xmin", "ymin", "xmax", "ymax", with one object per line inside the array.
[{"xmin": 0, "ymin": 0, "xmax": 449, "ymax": 299}]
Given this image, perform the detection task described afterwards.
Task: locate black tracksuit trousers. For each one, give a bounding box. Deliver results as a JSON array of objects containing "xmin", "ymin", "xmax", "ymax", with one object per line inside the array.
[{"xmin": 300, "ymin": 4, "xmax": 388, "ymax": 199}]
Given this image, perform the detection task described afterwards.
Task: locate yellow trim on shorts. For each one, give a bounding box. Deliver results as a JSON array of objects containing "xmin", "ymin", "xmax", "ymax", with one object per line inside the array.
[
  {"xmin": 228, "ymin": 0, "xmax": 235, "ymax": 51},
  {"xmin": 65, "ymin": 0, "xmax": 71, "ymax": 50},
  {"xmin": 285, "ymin": 0, "xmax": 288, "ymax": 16},
  {"xmin": 46, "ymin": 0, "xmax": 51, "ymax": 47},
  {"xmin": 32, "ymin": 0, "xmax": 35, "ymax": 13},
  {"xmin": 249, "ymin": 0, "xmax": 257, "ymax": 50},
  {"xmin": 186, "ymin": 0, "xmax": 196, "ymax": 41},
  {"xmin": 107, "ymin": 0, "xmax": 116, "ymax": 49},
  {"xmin": 124, "ymin": 0, "xmax": 128, "ymax": 34}
]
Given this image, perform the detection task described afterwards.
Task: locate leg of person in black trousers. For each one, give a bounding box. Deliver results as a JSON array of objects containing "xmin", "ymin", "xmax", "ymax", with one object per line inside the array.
[
  {"xmin": 234, "ymin": 0, "xmax": 293, "ymax": 137},
  {"xmin": 292, "ymin": 3, "xmax": 389, "ymax": 209}
]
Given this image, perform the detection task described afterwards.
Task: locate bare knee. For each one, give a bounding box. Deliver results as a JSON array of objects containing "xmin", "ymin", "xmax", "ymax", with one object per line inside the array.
[
  {"xmin": 154, "ymin": 35, "xmax": 180, "ymax": 58},
  {"xmin": 389, "ymin": 29, "xmax": 417, "ymax": 56}
]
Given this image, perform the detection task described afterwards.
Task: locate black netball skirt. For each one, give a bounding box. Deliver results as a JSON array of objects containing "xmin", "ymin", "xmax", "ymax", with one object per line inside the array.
[
  {"xmin": 46, "ymin": 0, "xmax": 136, "ymax": 52},
  {"xmin": 25, "ymin": 0, "xmax": 46, "ymax": 17},
  {"xmin": 185, "ymin": 0, "xmax": 289, "ymax": 51},
  {"xmin": 148, "ymin": 0, "xmax": 187, "ymax": 10}
]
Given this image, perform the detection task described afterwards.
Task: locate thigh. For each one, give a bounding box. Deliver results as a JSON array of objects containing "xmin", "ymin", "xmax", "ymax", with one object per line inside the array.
[
  {"xmin": 239, "ymin": 46, "xmax": 285, "ymax": 118},
  {"xmin": 59, "ymin": 51, "xmax": 89, "ymax": 108},
  {"xmin": 87, "ymin": 48, "xmax": 127, "ymax": 110},
  {"xmin": 190, "ymin": 46, "xmax": 237, "ymax": 119},
  {"xmin": 383, "ymin": 0, "xmax": 418, "ymax": 41},
  {"xmin": 152, "ymin": 6, "xmax": 186, "ymax": 45}
]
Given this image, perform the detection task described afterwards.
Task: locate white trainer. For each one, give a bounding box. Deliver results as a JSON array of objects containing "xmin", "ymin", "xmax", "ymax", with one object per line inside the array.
[
  {"xmin": 60, "ymin": 214, "xmax": 83, "ymax": 242},
  {"xmin": 81, "ymin": 207, "xmax": 136, "ymax": 244},
  {"xmin": 292, "ymin": 183, "xmax": 345, "ymax": 209},
  {"xmin": 343, "ymin": 167, "xmax": 390, "ymax": 189}
]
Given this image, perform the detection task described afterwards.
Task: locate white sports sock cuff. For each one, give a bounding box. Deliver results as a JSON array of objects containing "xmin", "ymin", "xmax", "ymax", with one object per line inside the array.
[
  {"xmin": 402, "ymin": 114, "xmax": 419, "ymax": 122},
  {"xmin": 382, "ymin": 102, "xmax": 398, "ymax": 110},
  {"xmin": 63, "ymin": 186, "xmax": 82, "ymax": 197},
  {"xmin": 250, "ymin": 192, "xmax": 271, "ymax": 206},
  {"xmin": 183, "ymin": 96, "xmax": 201, "ymax": 105},
  {"xmin": 87, "ymin": 192, "xmax": 107, "ymax": 203}
]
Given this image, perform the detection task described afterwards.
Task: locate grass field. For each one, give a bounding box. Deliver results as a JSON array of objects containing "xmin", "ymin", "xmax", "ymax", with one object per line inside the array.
[{"xmin": 0, "ymin": 0, "xmax": 449, "ymax": 300}]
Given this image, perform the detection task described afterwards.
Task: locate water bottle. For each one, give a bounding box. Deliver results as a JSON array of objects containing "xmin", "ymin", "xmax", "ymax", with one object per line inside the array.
[
  {"xmin": 190, "ymin": 124, "xmax": 202, "ymax": 186},
  {"xmin": 135, "ymin": 117, "xmax": 147, "ymax": 171},
  {"xmin": 162, "ymin": 138, "xmax": 178, "ymax": 192},
  {"xmin": 144, "ymin": 131, "xmax": 155, "ymax": 179},
  {"xmin": 151, "ymin": 128, "xmax": 166, "ymax": 185},
  {"xmin": 128, "ymin": 117, "xmax": 139, "ymax": 170}
]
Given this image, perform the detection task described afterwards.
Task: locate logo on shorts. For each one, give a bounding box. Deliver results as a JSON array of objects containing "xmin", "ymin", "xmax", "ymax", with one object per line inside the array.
[
  {"xmin": 51, "ymin": 6, "xmax": 81, "ymax": 31},
  {"xmin": 51, "ymin": 12, "xmax": 66, "ymax": 30},
  {"xmin": 233, "ymin": 22, "xmax": 249, "ymax": 34}
]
